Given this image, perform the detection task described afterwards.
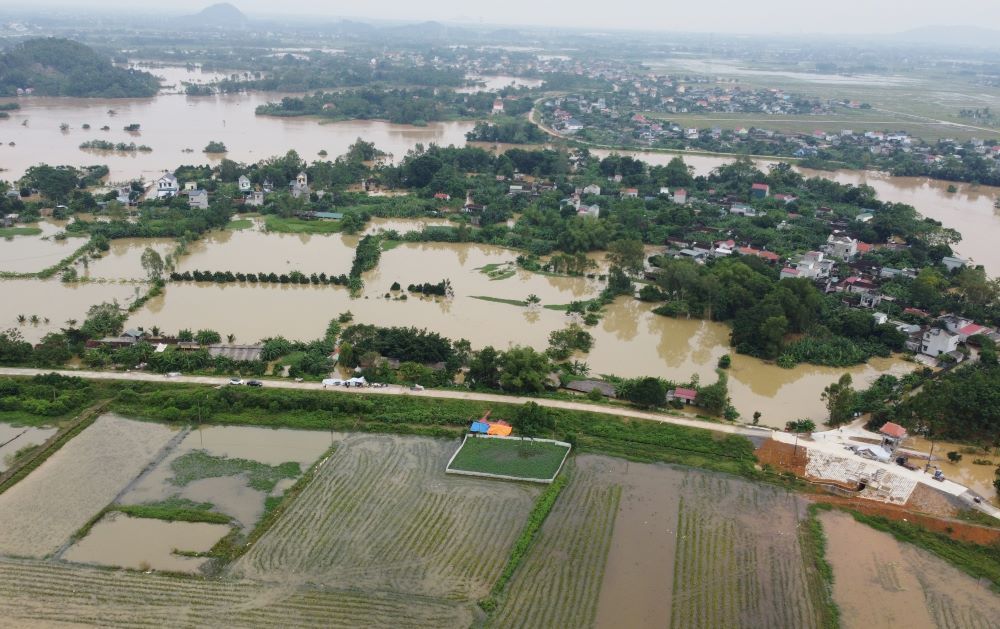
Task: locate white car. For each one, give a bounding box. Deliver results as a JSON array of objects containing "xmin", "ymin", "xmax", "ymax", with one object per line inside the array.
[
  {"xmin": 229, "ymin": 377, "xmax": 244, "ymax": 386},
  {"xmin": 410, "ymin": 384, "xmax": 425, "ymax": 391}
]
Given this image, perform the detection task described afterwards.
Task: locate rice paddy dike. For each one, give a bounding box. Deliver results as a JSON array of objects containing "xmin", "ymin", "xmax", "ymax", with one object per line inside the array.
[{"xmin": 0, "ymin": 376, "xmax": 997, "ymax": 627}]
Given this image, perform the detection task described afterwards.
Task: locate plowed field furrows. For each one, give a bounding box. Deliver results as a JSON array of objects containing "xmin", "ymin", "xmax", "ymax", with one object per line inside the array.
[
  {"xmin": 234, "ymin": 434, "xmax": 541, "ymax": 600},
  {"xmin": 489, "ymin": 456, "xmax": 622, "ymax": 628},
  {"xmin": 0, "ymin": 557, "xmax": 474, "ymax": 629},
  {"xmin": 0, "ymin": 414, "xmax": 176, "ymax": 558},
  {"xmin": 670, "ymin": 473, "xmax": 820, "ymax": 629}
]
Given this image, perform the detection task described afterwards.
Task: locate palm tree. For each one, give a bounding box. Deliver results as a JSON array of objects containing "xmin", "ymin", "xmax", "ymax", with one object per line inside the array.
[
  {"xmin": 226, "ymin": 333, "xmax": 236, "ymax": 343},
  {"xmin": 29, "ymin": 314, "xmax": 39, "ymax": 325},
  {"xmin": 43, "ymin": 317, "xmax": 50, "ymax": 324},
  {"xmin": 16, "ymin": 314, "xmax": 26, "ymax": 324},
  {"xmin": 150, "ymin": 325, "xmax": 161, "ymax": 337},
  {"xmin": 65, "ymin": 319, "xmax": 77, "ymax": 328}
]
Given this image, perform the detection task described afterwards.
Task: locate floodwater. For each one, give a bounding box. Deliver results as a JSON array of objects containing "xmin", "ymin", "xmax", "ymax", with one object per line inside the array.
[
  {"xmin": 120, "ymin": 426, "xmax": 330, "ymax": 528},
  {"xmin": 0, "ymin": 220, "xmax": 85, "ymax": 274},
  {"xmin": 0, "ymin": 93, "xmax": 474, "ymax": 182},
  {"xmin": 457, "ymin": 75, "xmax": 545, "ymax": 93},
  {"xmin": 62, "ymin": 512, "xmax": 229, "ymax": 574},
  {"xmin": 360, "ymin": 216, "xmax": 454, "ymax": 236},
  {"xmin": 0, "ymin": 423, "xmax": 57, "ymax": 473},
  {"xmin": 78, "ymin": 237, "xmax": 176, "ymax": 280},
  {"xmin": 820, "ymin": 510, "xmax": 1000, "ymax": 629},
  {"xmin": 0, "ymin": 278, "xmax": 140, "ymax": 343},
  {"xmin": 594, "ymin": 458, "xmax": 682, "ymax": 629},
  {"xmin": 903, "ymin": 435, "xmax": 1000, "ymax": 506},
  {"xmin": 653, "ymin": 58, "xmax": 919, "ymax": 86},
  {"xmin": 173, "ymin": 224, "xmax": 357, "ymax": 275},
  {"xmin": 126, "ymin": 243, "xmax": 910, "ymax": 427}
]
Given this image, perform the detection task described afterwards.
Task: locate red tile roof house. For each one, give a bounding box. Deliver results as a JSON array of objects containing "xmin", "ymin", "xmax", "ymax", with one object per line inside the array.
[
  {"xmin": 433, "ymin": 192, "xmax": 451, "ymax": 201},
  {"xmin": 751, "ymin": 183, "xmax": 770, "ymax": 198},
  {"xmin": 667, "ymin": 387, "xmax": 698, "ymax": 404},
  {"xmin": 621, "ymin": 188, "xmax": 639, "ymax": 198}
]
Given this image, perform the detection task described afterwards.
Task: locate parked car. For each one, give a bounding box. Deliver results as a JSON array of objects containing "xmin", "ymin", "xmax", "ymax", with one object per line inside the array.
[
  {"xmin": 410, "ymin": 384, "xmax": 425, "ymax": 391},
  {"xmin": 247, "ymin": 380, "xmax": 263, "ymax": 387},
  {"xmin": 166, "ymin": 372, "xmax": 181, "ymax": 378},
  {"xmin": 229, "ymin": 377, "xmax": 244, "ymax": 386}
]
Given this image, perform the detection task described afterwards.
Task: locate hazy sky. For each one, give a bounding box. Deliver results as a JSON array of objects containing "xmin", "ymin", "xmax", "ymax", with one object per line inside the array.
[{"xmin": 19, "ymin": 0, "xmax": 1000, "ymax": 34}]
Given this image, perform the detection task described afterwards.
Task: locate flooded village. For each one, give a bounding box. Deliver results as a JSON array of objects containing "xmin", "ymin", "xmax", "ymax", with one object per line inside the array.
[{"xmin": 1, "ymin": 3, "xmax": 1000, "ymax": 627}]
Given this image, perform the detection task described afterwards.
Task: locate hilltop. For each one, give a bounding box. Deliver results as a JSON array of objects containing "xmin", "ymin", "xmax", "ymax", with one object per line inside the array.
[
  {"xmin": 184, "ymin": 3, "xmax": 249, "ymax": 29},
  {"xmin": 0, "ymin": 39, "xmax": 159, "ymax": 98}
]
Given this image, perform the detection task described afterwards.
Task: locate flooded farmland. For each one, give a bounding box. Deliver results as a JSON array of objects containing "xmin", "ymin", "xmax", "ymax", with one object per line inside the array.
[
  {"xmin": 0, "ymin": 220, "xmax": 84, "ymax": 274},
  {"xmin": 62, "ymin": 512, "xmax": 229, "ymax": 573},
  {"xmin": 0, "ymin": 92, "xmax": 475, "ymax": 182},
  {"xmin": 0, "ymin": 278, "xmax": 140, "ymax": 343},
  {"xmin": 821, "ymin": 510, "xmax": 1000, "ymax": 628},
  {"xmin": 0, "ymin": 423, "xmax": 57, "ymax": 473},
  {"xmin": 79, "ymin": 237, "xmax": 175, "ymax": 280}
]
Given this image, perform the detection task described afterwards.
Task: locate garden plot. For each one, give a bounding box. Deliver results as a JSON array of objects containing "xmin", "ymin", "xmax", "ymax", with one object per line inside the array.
[
  {"xmin": 821, "ymin": 510, "xmax": 1000, "ymax": 629},
  {"xmin": 119, "ymin": 425, "xmax": 332, "ymax": 529},
  {"xmin": 446, "ymin": 435, "xmax": 571, "ymax": 482},
  {"xmin": 0, "ymin": 423, "xmax": 57, "ymax": 473},
  {"xmin": 0, "ymin": 557, "xmax": 474, "ymax": 628},
  {"xmin": 62, "ymin": 512, "xmax": 230, "ymax": 574},
  {"xmin": 669, "ymin": 472, "xmax": 822, "ymax": 629},
  {"xmin": 0, "ymin": 414, "xmax": 175, "ymax": 558},
  {"xmin": 235, "ymin": 434, "xmax": 542, "ymax": 600}
]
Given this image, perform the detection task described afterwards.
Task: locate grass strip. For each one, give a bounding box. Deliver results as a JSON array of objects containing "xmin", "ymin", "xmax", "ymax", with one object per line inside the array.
[
  {"xmin": 225, "ymin": 219, "xmax": 253, "ymax": 230},
  {"xmin": 801, "ymin": 504, "xmax": 841, "ymax": 629},
  {"xmin": 470, "ymin": 295, "xmax": 527, "ymax": 307},
  {"xmin": 170, "ymin": 450, "xmax": 300, "ymax": 492},
  {"xmin": 448, "ymin": 437, "xmax": 569, "ymax": 480},
  {"xmin": 264, "ymin": 215, "xmax": 342, "ymax": 234},
  {"xmin": 113, "ymin": 498, "xmax": 232, "ymax": 525},
  {"xmin": 479, "ymin": 469, "xmax": 570, "ymax": 613},
  {"xmin": 0, "ymin": 227, "xmax": 42, "ymax": 237}
]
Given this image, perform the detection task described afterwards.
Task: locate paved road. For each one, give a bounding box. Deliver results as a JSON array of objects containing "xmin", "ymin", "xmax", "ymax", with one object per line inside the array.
[{"xmin": 4, "ymin": 366, "xmax": 997, "ymax": 521}]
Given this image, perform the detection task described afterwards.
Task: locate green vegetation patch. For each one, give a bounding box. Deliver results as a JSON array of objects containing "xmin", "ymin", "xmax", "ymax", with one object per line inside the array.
[
  {"xmin": 0, "ymin": 227, "xmax": 42, "ymax": 238},
  {"xmin": 802, "ymin": 505, "xmax": 841, "ymax": 629},
  {"xmin": 448, "ymin": 437, "xmax": 569, "ymax": 480},
  {"xmin": 264, "ymin": 215, "xmax": 342, "ymax": 234},
  {"xmin": 225, "ymin": 219, "xmax": 253, "ymax": 230},
  {"xmin": 476, "ymin": 263, "xmax": 516, "ymax": 281},
  {"xmin": 170, "ymin": 450, "xmax": 301, "ymax": 492},
  {"xmin": 470, "ymin": 295, "xmax": 528, "ymax": 307},
  {"xmin": 114, "ymin": 497, "xmax": 232, "ymax": 525}
]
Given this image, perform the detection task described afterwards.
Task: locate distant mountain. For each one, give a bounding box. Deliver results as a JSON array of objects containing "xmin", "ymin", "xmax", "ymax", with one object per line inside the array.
[
  {"xmin": 892, "ymin": 25, "xmax": 1000, "ymax": 50},
  {"xmin": 184, "ymin": 3, "xmax": 248, "ymax": 29},
  {"xmin": 0, "ymin": 38, "xmax": 159, "ymax": 98}
]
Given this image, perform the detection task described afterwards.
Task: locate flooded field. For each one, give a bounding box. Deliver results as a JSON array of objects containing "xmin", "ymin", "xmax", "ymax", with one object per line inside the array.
[
  {"xmin": 173, "ymin": 224, "xmax": 357, "ymax": 275},
  {"xmin": 0, "ymin": 423, "xmax": 57, "ymax": 473},
  {"xmin": 0, "ymin": 278, "xmax": 139, "ymax": 343},
  {"xmin": 235, "ymin": 434, "xmax": 541, "ymax": 600},
  {"xmin": 0, "ymin": 219, "xmax": 83, "ymax": 274},
  {"xmin": 0, "ymin": 92, "xmax": 474, "ymax": 182},
  {"xmin": 821, "ymin": 510, "xmax": 1000, "ymax": 628},
  {"xmin": 0, "ymin": 414, "xmax": 175, "ymax": 557},
  {"xmin": 903, "ymin": 435, "xmax": 1000, "ymax": 506},
  {"xmin": 121, "ymin": 425, "xmax": 330, "ymax": 528},
  {"xmin": 62, "ymin": 512, "xmax": 229, "ymax": 573},
  {"xmin": 361, "ymin": 215, "xmax": 455, "ymax": 235},
  {"xmin": 79, "ymin": 237, "xmax": 175, "ymax": 280}
]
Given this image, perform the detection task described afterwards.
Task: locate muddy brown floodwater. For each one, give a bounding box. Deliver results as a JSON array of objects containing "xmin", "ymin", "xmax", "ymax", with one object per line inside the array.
[
  {"xmin": 0, "ymin": 92, "xmax": 474, "ymax": 182},
  {"xmin": 62, "ymin": 512, "xmax": 229, "ymax": 574},
  {"xmin": 0, "ymin": 278, "xmax": 141, "ymax": 343},
  {"xmin": 594, "ymin": 458, "xmax": 683, "ymax": 629},
  {"xmin": 0, "ymin": 220, "xmax": 85, "ymax": 274},
  {"xmin": 0, "ymin": 423, "xmax": 57, "ymax": 473},
  {"xmin": 821, "ymin": 510, "xmax": 1000, "ymax": 629}
]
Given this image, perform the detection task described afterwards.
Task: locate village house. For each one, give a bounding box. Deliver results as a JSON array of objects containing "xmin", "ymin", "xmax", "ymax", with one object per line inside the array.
[
  {"xmin": 921, "ymin": 327, "xmax": 959, "ymax": 357},
  {"xmin": 621, "ymin": 188, "xmax": 639, "ymax": 199},
  {"xmin": 782, "ymin": 251, "xmax": 834, "ymax": 280},
  {"xmin": 238, "ymin": 175, "xmax": 252, "ymax": 192},
  {"xmin": 824, "ymin": 234, "xmax": 859, "ymax": 261},
  {"xmin": 667, "ymin": 387, "xmax": 698, "ymax": 405},
  {"xmin": 244, "ymin": 190, "xmax": 265, "ymax": 207},
  {"xmin": 672, "ymin": 189, "xmax": 687, "ymax": 204},
  {"xmin": 154, "ymin": 173, "xmax": 178, "ymax": 198},
  {"xmin": 491, "ymin": 98, "xmax": 505, "ymax": 115},
  {"xmin": 583, "ymin": 184, "xmax": 602, "ymax": 196},
  {"xmin": 187, "ymin": 189, "xmax": 209, "ymax": 210},
  {"xmin": 750, "ymin": 182, "xmax": 770, "ymax": 198},
  {"xmin": 290, "ymin": 172, "xmax": 310, "ymax": 199},
  {"xmin": 941, "ymin": 255, "xmax": 967, "ymax": 272}
]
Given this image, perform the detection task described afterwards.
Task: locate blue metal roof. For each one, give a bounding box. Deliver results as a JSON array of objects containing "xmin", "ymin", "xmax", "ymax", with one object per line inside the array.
[{"xmin": 470, "ymin": 421, "xmax": 490, "ymax": 434}]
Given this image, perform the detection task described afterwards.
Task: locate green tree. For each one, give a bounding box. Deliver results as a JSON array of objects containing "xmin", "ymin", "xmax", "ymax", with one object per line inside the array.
[
  {"xmin": 511, "ymin": 401, "xmax": 555, "ymax": 438},
  {"xmin": 547, "ymin": 324, "xmax": 594, "ymax": 360},
  {"xmin": 822, "ymin": 373, "xmax": 856, "ymax": 426},
  {"xmin": 696, "ymin": 371, "xmax": 729, "ymax": 415},
  {"xmin": 140, "ymin": 247, "xmax": 164, "ymax": 281},
  {"xmin": 606, "ymin": 238, "xmax": 645, "ymax": 276},
  {"xmin": 468, "ymin": 346, "xmax": 501, "ymax": 389},
  {"xmin": 79, "ymin": 302, "xmax": 126, "ymax": 339},
  {"xmin": 499, "ymin": 346, "xmax": 551, "ymax": 393},
  {"xmin": 626, "ymin": 377, "xmax": 667, "ymax": 408},
  {"xmin": 195, "ymin": 329, "xmax": 221, "ymax": 345}
]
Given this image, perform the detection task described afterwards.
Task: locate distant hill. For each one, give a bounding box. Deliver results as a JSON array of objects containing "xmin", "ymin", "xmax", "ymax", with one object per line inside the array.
[
  {"xmin": 184, "ymin": 2, "xmax": 249, "ymax": 29},
  {"xmin": 0, "ymin": 39, "xmax": 159, "ymax": 98},
  {"xmin": 892, "ymin": 25, "xmax": 1000, "ymax": 50}
]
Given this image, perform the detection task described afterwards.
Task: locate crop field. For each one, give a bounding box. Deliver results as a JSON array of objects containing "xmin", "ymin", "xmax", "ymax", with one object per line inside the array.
[
  {"xmin": 488, "ymin": 456, "xmax": 622, "ymax": 628},
  {"xmin": 821, "ymin": 510, "xmax": 1000, "ymax": 629},
  {"xmin": 669, "ymin": 473, "xmax": 822, "ymax": 629},
  {"xmin": 0, "ymin": 557, "xmax": 474, "ymax": 628},
  {"xmin": 0, "ymin": 414, "xmax": 175, "ymax": 558},
  {"xmin": 235, "ymin": 434, "xmax": 541, "ymax": 600},
  {"xmin": 447, "ymin": 436, "xmax": 570, "ymax": 480}
]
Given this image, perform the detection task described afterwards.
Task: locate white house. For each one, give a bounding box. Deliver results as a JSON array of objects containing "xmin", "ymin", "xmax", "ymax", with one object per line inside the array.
[
  {"xmin": 787, "ymin": 251, "xmax": 834, "ymax": 279},
  {"xmin": 672, "ymin": 189, "xmax": 687, "ymax": 204},
  {"xmin": 921, "ymin": 328, "xmax": 959, "ymax": 357},
  {"xmin": 583, "ymin": 184, "xmax": 601, "ymax": 196},
  {"xmin": 824, "ymin": 234, "xmax": 858, "ymax": 261},
  {"xmin": 290, "ymin": 172, "xmax": 310, "ymax": 199},
  {"xmin": 187, "ymin": 189, "xmax": 209, "ymax": 210},
  {"xmin": 238, "ymin": 175, "xmax": 252, "ymax": 192},
  {"xmin": 941, "ymin": 256, "xmax": 967, "ymax": 272},
  {"xmin": 155, "ymin": 173, "xmax": 179, "ymax": 198},
  {"xmin": 245, "ymin": 190, "xmax": 265, "ymax": 207},
  {"xmin": 115, "ymin": 186, "xmax": 132, "ymax": 205},
  {"xmin": 577, "ymin": 204, "xmax": 600, "ymax": 219}
]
